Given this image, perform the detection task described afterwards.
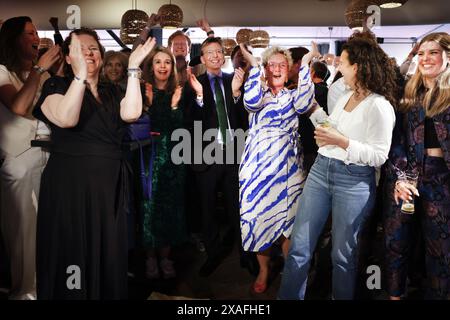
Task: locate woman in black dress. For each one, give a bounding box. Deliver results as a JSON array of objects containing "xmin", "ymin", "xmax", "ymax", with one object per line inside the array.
[{"xmin": 33, "ymin": 28, "xmax": 155, "ymax": 299}]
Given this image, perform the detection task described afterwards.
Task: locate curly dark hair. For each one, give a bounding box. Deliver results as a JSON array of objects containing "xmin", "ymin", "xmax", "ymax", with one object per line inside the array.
[{"xmin": 342, "ymin": 37, "xmax": 399, "ymax": 107}]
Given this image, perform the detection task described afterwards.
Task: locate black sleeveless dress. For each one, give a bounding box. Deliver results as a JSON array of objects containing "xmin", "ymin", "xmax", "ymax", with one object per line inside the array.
[{"xmin": 33, "ymin": 76, "xmax": 128, "ymax": 299}]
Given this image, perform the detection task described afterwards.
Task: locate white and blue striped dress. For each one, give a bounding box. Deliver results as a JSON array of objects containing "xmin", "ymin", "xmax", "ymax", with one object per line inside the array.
[{"xmin": 239, "ymin": 65, "xmax": 315, "ymax": 252}]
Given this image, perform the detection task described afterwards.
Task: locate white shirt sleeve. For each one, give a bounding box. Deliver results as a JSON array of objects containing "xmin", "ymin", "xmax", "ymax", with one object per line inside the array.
[
  {"xmin": 0, "ymin": 65, "xmax": 13, "ymax": 87},
  {"xmin": 344, "ymin": 97, "xmax": 396, "ymax": 167}
]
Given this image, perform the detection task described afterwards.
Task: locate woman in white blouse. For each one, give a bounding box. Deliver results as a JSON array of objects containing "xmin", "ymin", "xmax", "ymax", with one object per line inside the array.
[{"xmin": 279, "ymin": 37, "xmax": 399, "ymax": 300}]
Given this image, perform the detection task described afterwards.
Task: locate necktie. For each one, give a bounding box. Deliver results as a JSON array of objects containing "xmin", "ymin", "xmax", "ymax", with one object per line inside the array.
[{"xmin": 214, "ymin": 77, "xmax": 228, "ymax": 144}]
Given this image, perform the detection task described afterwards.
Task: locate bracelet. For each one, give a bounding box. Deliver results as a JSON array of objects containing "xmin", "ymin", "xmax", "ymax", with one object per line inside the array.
[
  {"xmin": 127, "ymin": 67, "xmax": 142, "ymax": 79},
  {"xmin": 206, "ymin": 30, "xmax": 214, "ymax": 36},
  {"xmin": 73, "ymin": 75, "xmax": 87, "ymax": 85},
  {"xmin": 33, "ymin": 65, "xmax": 46, "ymax": 75}
]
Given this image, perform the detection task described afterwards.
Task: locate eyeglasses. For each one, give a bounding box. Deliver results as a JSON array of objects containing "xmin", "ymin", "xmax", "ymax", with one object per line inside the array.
[
  {"xmin": 81, "ymin": 46, "xmax": 100, "ymax": 53},
  {"xmin": 267, "ymin": 62, "xmax": 288, "ymax": 70},
  {"xmin": 204, "ymin": 49, "xmax": 224, "ymax": 57}
]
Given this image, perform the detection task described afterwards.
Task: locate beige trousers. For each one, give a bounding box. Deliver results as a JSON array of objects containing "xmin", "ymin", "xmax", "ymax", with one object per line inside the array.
[{"xmin": 0, "ymin": 147, "xmax": 48, "ymax": 298}]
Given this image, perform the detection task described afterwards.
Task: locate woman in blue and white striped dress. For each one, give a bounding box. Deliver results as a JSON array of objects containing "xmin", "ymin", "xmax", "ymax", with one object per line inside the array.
[{"xmin": 238, "ymin": 43, "xmax": 326, "ymax": 292}]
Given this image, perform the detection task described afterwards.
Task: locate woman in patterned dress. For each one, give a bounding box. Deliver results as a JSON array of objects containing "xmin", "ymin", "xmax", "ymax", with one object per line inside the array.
[
  {"xmin": 385, "ymin": 32, "xmax": 450, "ymax": 300},
  {"xmin": 140, "ymin": 46, "xmax": 187, "ymax": 280},
  {"xmin": 238, "ymin": 43, "xmax": 325, "ymax": 293}
]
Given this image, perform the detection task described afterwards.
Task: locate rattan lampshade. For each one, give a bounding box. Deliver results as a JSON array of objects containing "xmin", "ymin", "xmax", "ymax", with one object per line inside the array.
[
  {"xmin": 344, "ymin": 0, "xmax": 378, "ymax": 31},
  {"xmin": 376, "ymin": 0, "xmax": 408, "ymax": 8},
  {"xmin": 158, "ymin": 3, "xmax": 183, "ymax": 29},
  {"xmin": 222, "ymin": 38, "xmax": 237, "ymax": 57},
  {"xmin": 249, "ymin": 30, "xmax": 270, "ymax": 48},
  {"xmin": 236, "ymin": 28, "xmax": 253, "ymax": 44},
  {"xmin": 120, "ymin": 9, "xmax": 149, "ymax": 44},
  {"xmin": 38, "ymin": 37, "xmax": 54, "ymax": 49}
]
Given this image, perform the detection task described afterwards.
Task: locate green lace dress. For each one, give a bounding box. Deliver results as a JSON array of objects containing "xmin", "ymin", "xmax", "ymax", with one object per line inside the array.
[{"xmin": 142, "ymin": 89, "xmax": 187, "ymax": 248}]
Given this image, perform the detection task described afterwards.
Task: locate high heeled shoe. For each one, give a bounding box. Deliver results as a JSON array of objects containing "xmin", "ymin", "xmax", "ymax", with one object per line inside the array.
[{"xmin": 252, "ymin": 280, "xmax": 267, "ymax": 294}]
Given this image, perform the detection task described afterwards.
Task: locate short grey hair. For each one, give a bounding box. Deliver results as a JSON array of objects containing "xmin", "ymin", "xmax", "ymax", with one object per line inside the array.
[{"xmin": 261, "ymin": 46, "xmax": 293, "ymax": 70}]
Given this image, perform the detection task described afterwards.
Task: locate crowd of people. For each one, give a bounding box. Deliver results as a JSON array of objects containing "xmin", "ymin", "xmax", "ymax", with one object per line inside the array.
[{"xmin": 0, "ymin": 12, "xmax": 448, "ymax": 300}]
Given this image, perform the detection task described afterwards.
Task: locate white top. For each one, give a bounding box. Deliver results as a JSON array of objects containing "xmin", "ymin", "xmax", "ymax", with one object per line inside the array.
[
  {"xmin": 319, "ymin": 91, "xmax": 396, "ymax": 168},
  {"xmin": 327, "ymin": 77, "xmax": 351, "ymax": 115},
  {"xmin": 0, "ymin": 65, "xmax": 50, "ymax": 136}
]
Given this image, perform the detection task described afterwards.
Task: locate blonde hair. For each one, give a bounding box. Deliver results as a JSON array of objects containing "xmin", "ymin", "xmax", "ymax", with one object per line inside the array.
[
  {"xmin": 261, "ymin": 46, "xmax": 293, "ymax": 70},
  {"xmin": 102, "ymin": 51, "xmax": 128, "ymax": 82},
  {"xmin": 400, "ymin": 32, "xmax": 450, "ymax": 117}
]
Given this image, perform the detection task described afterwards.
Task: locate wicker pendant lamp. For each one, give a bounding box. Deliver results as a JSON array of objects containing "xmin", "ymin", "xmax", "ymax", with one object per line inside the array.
[
  {"xmin": 222, "ymin": 38, "xmax": 237, "ymax": 57},
  {"xmin": 236, "ymin": 28, "xmax": 253, "ymax": 44},
  {"xmin": 158, "ymin": 0, "xmax": 183, "ymax": 29},
  {"xmin": 249, "ymin": 30, "xmax": 270, "ymax": 48},
  {"xmin": 345, "ymin": 0, "xmax": 378, "ymax": 31},
  {"xmin": 376, "ymin": 0, "xmax": 408, "ymax": 8},
  {"xmin": 120, "ymin": 0, "xmax": 149, "ymax": 44}
]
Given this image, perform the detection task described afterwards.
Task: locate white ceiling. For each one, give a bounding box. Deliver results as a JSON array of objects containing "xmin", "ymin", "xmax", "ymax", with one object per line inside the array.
[{"xmin": 2, "ymin": 0, "xmax": 450, "ymax": 30}]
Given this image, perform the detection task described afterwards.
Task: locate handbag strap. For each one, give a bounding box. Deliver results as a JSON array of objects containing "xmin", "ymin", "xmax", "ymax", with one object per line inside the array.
[{"xmin": 137, "ymin": 136, "xmax": 155, "ymax": 200}]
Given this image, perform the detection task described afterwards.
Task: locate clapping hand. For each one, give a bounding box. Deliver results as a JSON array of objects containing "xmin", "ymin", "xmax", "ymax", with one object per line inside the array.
[
  {"xmin": 38, "ymin": 44, "xmax": 61, "ymax": 72},
  {"xmin": 68, "ymin": 34, "xmax": 87, "ymax": 79},
  {"xmin": 239, "ymin": 43, "xmax": 258, "ymax": 67},
  {"xmin": 187, "ymin": 68, "xmax": 203, "ymax": 96},
  {"xmin": 232, "ymin": 67, "xmax": 245, "ymax": 96},
  {"xmin": 129, "ymin": 37, "xmax": 156, "ymax": 69},
  {"xmin": 145, "ymin": 82, "xmax": 153, "ymax": 106},
  {"xmin": 171, "ymin": 86, "xmax": 183, "ymax": 109}
]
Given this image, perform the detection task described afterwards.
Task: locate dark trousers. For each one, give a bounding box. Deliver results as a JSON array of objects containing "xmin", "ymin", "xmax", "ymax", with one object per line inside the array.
[
  {"xmin": 384, "ymin": 155, "xmax": 450, "ymax": 299},
  {"xmin": 195, "ymin": 163, "xmax": 240, "ymax": 257}
]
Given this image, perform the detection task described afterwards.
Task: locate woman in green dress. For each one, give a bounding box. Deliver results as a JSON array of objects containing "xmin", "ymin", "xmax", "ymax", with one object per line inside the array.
[{"xmin": 141, "ymin": 46, "xmax": 186, "ymax": 279}]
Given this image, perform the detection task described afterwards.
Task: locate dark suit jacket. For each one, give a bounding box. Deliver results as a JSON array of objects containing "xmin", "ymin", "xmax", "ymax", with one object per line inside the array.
[{"xmin": 187, "ymin": 72, "xmax": 247, "ymax": 171}]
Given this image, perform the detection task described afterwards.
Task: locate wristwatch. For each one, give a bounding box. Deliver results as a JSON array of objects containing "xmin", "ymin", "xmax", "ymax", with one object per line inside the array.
[{"xmin": 33, "ymin": 65, "xmax": 46, "ymax": 75}]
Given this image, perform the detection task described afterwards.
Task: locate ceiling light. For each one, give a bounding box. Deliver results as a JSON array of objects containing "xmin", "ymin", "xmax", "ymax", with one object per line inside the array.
[
  {"xmin": 377, "ymin": 0, "xmax": 408, "ymax": 8},
  {"xmin": 158, "ymin": 1, "xmax": 183, "ymax": 29}
]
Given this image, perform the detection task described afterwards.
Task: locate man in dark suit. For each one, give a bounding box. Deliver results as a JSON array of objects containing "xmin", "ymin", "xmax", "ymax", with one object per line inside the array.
[{"xmin": 187, "ymin": 37, "xmax": 247, "ymax": 277}]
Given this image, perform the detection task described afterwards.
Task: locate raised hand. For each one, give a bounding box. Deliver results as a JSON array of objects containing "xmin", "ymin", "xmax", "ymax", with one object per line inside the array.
[
  {"xmin": 145, "ymin": 82, "xmax": 153, "ymax": 106},
  {"xmin": 147, "ymin": 13, "xmax": 160, "ymax": 27},
  {"xmin": 171, "ymin": 86, "xmax": 183, "ymax": 109},
  {"xmin": 232, "ymin": 67, "xmax": 245, "ymax": 96},
  {"xmin": 239, "ymin": 43, "xmax": 258, "ymax": 67},
  {"xmin": 302, "ymin": 41, "xmax": 321, "ymax": 66},
  {"xmin": 196, "ymin": 18, "xmax": 213, "ymax": 34},
  {"xmin": 49, "ymin": 17, "xmax": 59, "ymax": 31},
  {"xmin": 68, "ymin": 34, "xmax": 87, "ymax": 79},
  {"xmin": 37, "ymin": 45, "xmax": 61, "ymax": 71},
  {"xmin": 129, "ymin": 37, "xmax": 156, "ymax": 69},
  {"xmin": 187, "ymin": 68, "xmax": 203, "ymax": 96}
]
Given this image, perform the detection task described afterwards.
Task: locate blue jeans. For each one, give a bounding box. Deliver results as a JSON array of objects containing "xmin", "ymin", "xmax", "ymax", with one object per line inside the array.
[{"xmin": 278, "ymin": 154, "xmax": 376, "ymax": 300}]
